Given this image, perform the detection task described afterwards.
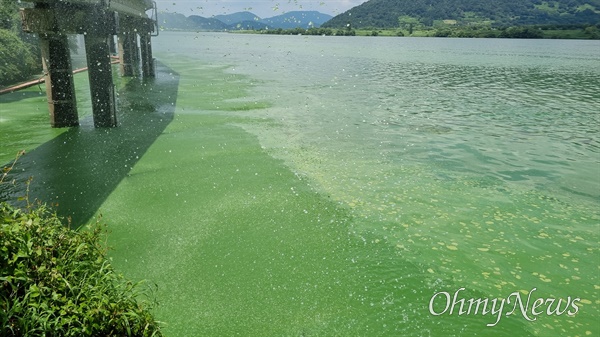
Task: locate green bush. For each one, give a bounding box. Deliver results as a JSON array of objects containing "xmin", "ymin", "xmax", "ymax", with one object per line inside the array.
[
  {"xmin": 1, "ymin": 154, "xmax": 163, "ymax": 336},
  {"xmin": 0, "ymin": 29, "xmax": 40, "ymax": 87},
  {"xmin": 499, "ymin": 26, "xmax": 544, "ymax": 38}
]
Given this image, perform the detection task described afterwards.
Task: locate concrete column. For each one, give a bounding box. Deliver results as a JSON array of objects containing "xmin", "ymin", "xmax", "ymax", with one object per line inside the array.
[
  {"xmin": 83, "ymin": 7, "xmax": 118, "ymax": 128},
  {"xmin": 39, "ymin": 33, "xmax": 79, "ymax": 128},
  {"xmin": 129, "ymin": 30, "xmax": 140, "ymax": 64},
  {"xmin": 118, "ymin": 31, "xmax": 137, "ymax": 76},
  {"xmin": 117, "ymin": 32, "xmax": 127, "ymax": 76},
  {"xmin": 140, "ymin": 33, "xmax": 155, "ymax": 78},
  {"xmin": 84, "ymin": 34, "xmax": 117, "ymax": 127},
  {"xmin": 108, "ymin": 35, "xmax": 117, "ymax": 55},
  {"xmin": 130, "ymin": 32, "xmax": 140, "ymax": 75}
]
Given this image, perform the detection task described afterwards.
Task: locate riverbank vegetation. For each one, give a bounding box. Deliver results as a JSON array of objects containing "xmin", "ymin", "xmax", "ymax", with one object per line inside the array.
[
  {"xmin": 242, "ymin": 23, "xmax": 599, "ymax": 39},
  {"xmin": 323, "ymin": 0, "xmax": 600, "ymax": 30},
  {"xmin": 0, "ymin": 1, "xmax": 41, "ymax": 88},
  {"xmin": 1, "ymin": 152, "xmax": 163, "ymax": 336},
  {"xmin": 316, "ymin": 0, "xmax": 600, "ymax": 39}
]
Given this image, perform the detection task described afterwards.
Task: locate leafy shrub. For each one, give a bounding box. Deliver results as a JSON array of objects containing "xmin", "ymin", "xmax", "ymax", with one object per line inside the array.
[
  {"xmin": 1, "ymin": 154, "xmax": 163, "ymax": 336},
  {"xmin": 499, "ymin": 26, "xmax": 544, "ymax": 38},
  {"xmin": 0, "ymin": 29, "xmax": 40, "ymax": 87}
]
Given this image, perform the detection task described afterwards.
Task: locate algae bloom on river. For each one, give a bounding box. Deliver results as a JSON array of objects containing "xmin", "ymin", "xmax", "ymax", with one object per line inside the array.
[{"xmin": 0, "ymin": 33, "xmax": 598, "ymax": 336}]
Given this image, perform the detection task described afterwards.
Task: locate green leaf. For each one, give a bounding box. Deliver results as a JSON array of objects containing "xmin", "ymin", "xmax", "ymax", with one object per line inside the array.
[{"xmin": 29, "ymin": 284, "xmax": 40, "ymax": 298}]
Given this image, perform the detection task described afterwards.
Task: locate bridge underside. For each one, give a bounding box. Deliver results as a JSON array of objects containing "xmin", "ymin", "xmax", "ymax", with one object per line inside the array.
[{"xmin": 20, "ymin": 0, "xmax": 157, "ymax": 128}]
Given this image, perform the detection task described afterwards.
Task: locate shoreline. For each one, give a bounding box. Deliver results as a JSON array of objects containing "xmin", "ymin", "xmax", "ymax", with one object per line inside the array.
[{"xmin": 159, "ymin": 26, "xmax": 600, "ymax": 40}]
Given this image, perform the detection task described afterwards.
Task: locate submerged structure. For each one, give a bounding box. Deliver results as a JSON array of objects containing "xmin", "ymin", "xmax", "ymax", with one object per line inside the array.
[{"xmin": 20, "ymin": 0, "xmax": 158, "ymax": 128}]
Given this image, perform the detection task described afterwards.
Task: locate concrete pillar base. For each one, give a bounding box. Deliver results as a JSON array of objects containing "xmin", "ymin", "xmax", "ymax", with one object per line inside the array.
[
  {"xmin": 140, "ymin": 33, "xmax": 155, "ymax": 78},
  {"xmin": 39, "ymin": 34, "xmax": 79, "ymax": 128},
  {"xmin": 84, "ymin": 34, "xmax": 117, "ymax": 127}
]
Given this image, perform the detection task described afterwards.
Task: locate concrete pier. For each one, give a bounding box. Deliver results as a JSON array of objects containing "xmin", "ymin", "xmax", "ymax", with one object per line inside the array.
[
  {"xmin": 39, "ymin": 33, "xmax": 79, "ymax": 127},
  {"xmin": 84, "ymin": 8, "xmax": 118, "ymax": 127},
  {"xmin": 20, "ymin": 0, "xmax": 157, "ymax": 128},
  {"xmin": 84, "ymin": 34, "xmax": 117, "ymax": 127},
  {"xmin": 140, "ymin": 32, "xmax": 155, "ymax": 78}
]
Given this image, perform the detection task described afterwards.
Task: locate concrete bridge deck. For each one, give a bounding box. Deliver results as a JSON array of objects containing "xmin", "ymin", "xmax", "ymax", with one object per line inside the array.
[{"xmin": 23, "ymin": 0, "xmax": 155, "ymax": 18}]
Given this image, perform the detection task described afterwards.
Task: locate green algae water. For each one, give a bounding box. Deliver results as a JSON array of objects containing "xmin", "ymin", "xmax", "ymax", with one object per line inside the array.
[{"xmin": 1, "ymin": 33, "xmax": 599, "ymax": 336}]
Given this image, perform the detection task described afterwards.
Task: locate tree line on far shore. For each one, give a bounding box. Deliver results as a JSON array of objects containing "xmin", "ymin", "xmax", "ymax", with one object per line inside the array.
[
  {"xmin": 261, "ymin": 27, "xmax": 356, "ymax": 36},
  {"xmin": 252, "ymin": 23, "xmax": 599, "ymax": 39}
]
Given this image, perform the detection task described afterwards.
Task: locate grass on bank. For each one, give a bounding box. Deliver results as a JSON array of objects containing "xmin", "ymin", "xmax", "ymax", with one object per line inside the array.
[{"xmin": 1, "ymin": 152, "xmax": 163, "ymax": 337}]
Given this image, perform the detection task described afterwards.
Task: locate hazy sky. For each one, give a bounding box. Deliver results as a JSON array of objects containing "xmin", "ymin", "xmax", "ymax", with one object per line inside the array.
[{"xmin": 154, "ymin": 0, "xmax": 369, "ymax": 18}]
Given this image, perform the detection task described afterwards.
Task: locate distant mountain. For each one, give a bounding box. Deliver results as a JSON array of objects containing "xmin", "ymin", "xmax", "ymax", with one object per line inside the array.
[
  {"xmin": 158, "ymin": 10, "xmax": 332, "ymax": 31},
  {"xmin": 260, "ymin": 11, "xmax": 333, "ymax": 29},
  {"xmin": 158, "ymin": 12, "xmax": 197, "ymax": 30},
  {"xmin": 188, "ymin": 15, "xmax": 230, "ymax": 30},
  {"xmin": 159, "ymin": 12, "xmax": 229, "ymax": 31},
  {"xmin": 214, "ymin": 11, "xmax": 261, "ymax": 25},
  {"xmin": 322, "ymin": 0, "xmax": 600, "ymax": 28}
]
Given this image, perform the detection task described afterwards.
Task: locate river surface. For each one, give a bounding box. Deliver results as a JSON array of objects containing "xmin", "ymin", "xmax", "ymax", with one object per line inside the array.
[{"xmin": 1, "ymin": 33, "xmax": 599, "ymax": 336}]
